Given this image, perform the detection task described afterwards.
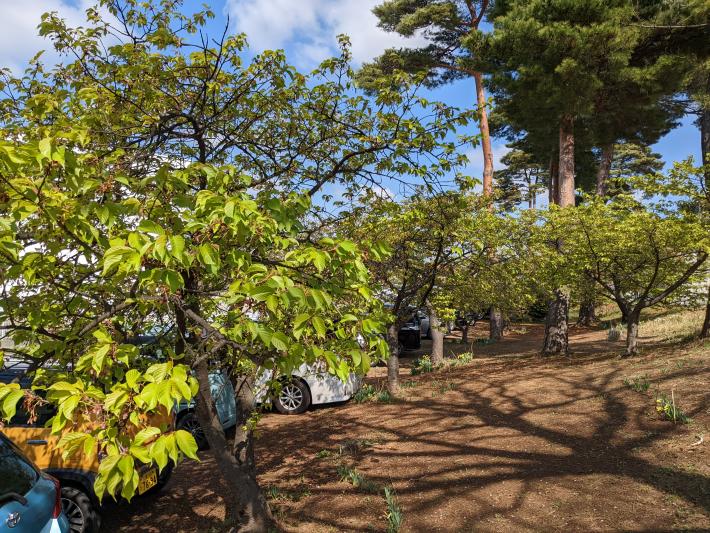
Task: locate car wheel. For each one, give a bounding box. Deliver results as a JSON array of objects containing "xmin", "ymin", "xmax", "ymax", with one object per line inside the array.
[
  {"xmin": 61, "ymin": 486, "xmax": 100, "ymax": 533},
  {"xmin": 274, "ymin": 379, "xmax": 311, "ymax": 415},
  {"xmin": 176, "ymin": 412, "xmax": 208, "ymax": 450}
]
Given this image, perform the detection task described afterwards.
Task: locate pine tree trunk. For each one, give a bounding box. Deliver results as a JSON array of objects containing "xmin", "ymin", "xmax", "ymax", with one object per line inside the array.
[
  {"xmin": 489, "ymin": 307, "xmax": 504, "ymax": 340},
  {"xmin": 558, "ymin": 114, "xmax": 576, "ymax": 208},
  {"xmin": 697, "ymin": 107, "xmax": 708, "ymax": 339},
  {"xmin": 624, "ymin": 313, "xmax": 640, "ymax": 356},
  {"xmin": 427, "ymin": 304, "xmax": 444, "ymax": 366},
  {"xmin": 474, "ymin": 72, "xmax": 494, "ymax": 197},
  {"xmin": 194, "ymin": 362, "xmax": 274, "ymax": 531},
  {"xmin": 386, "ymin": 324, "xmax": 400, "ymax": 394},
  {"xmin": 542, "ymin": 288, "xmax": 569, "ymax": 355},
  {"xmin": 700, "ymin": 283, "xmax": 710, "ymax": 339},
  {"xmin": 542, "ymin": 117, "xmax": 575, "ymax": 354},
  {"xmin": 701, "ymin": 105, "xmax": 709, "ymax": 186},
  {"xmin": 595, "ymin": 143, "xmax": 614, "ymax": 197},
  {"xmin": 549, "ymin": 152, "xmax": 558, "ymax": 205}
]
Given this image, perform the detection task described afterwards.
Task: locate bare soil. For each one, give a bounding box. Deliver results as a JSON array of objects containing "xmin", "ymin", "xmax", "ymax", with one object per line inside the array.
[{"xmin": 102, "ymin": 322, "xmax": 710, "ymax": 532}]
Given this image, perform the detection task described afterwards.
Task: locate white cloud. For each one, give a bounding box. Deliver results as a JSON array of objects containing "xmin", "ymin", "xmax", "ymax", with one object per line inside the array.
[
  {"xmin": 0, "ymin": 1, "xmax": 94, "ymax": 73},
  {"xmin": 463, "ymin": 142, "xmax": 511, "ymax": 179},
  {"xmin": 225, "ymin": 0, "xmax": 425, "ymax": 67}
]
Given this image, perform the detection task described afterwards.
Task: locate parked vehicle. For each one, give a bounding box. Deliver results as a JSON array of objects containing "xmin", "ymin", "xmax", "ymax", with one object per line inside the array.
[
  {"xmin": 176, "ymin": 365, "xmax": 362, "ymax": 448},
  {"xmin": 454, "ymin": 311, "xmax": 480, "ymax": 330},
  {"xmin": 0, "ymin": 431, "xmax": 69, "ymax": 533},
  {"xmin": 398, "ymin": 308, "xmax": 438, "ymax": 349},
  {"xmin": 175, "ymin": 369, "xmax": 239, "ymax": 450},
  {"xmin": 0, "ymin": 369, "xmax": 174, "ymax": 533},
  {"xmin": 257, "ymin": 363, "xmax": 363, "ymax": 415},
  {"xmin": 417, "ymin": 311, "xmax": 431, "ymax": 339}
]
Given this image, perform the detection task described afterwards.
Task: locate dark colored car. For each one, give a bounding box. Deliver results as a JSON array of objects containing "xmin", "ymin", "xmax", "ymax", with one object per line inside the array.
[{"xmin": 398, "ymin": 315, "xmax": 422, "ymax": 351}]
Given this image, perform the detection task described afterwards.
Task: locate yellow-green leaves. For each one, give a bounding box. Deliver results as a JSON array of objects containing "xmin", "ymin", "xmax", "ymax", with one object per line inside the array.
[{"xmin": 0, "ymin": 385, "xmax": 24, "ymax": 422}]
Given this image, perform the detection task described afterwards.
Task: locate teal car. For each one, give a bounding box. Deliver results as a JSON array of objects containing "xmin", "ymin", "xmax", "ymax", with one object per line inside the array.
[
  {"xmin": 175, "ymin": 370, "xmax": 237, "ymax": 449},
  {"xmin": 0, "ymin": 432, "xmax": 69, "ymax": 533}
]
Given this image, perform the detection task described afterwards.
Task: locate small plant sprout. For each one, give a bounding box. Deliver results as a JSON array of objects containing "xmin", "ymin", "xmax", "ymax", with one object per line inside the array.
[
  {"xmin": 623, "ymin": 375, "xmax": 650, "ymax": 393},
  {"xmin": 337, "ymin": 465, "xmax": 380, "ymax": 494}
]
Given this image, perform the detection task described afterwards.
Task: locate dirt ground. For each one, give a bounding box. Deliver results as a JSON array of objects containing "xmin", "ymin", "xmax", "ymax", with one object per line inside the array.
[{"xmin": 102, "ymin": 321, "xmax": 710, "ymax": 532}]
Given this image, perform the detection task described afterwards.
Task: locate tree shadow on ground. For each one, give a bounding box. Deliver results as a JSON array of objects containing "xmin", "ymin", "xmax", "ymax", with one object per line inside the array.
[{"xmin": 258, "ymin": 352, "xmax": 710, "ymax": 532}]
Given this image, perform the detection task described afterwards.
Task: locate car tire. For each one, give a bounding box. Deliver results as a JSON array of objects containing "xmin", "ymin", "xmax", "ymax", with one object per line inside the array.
[
  {"xmin": 176, "ymin": 411, "xmax": 208, "ymax": 450},
  {"xmin": 61, "ymin": 486, "xmax": 100, "ymax": 533},
  {"xmin": 274, "ymin": 379, "xmax": 311, "ymax": 415}
]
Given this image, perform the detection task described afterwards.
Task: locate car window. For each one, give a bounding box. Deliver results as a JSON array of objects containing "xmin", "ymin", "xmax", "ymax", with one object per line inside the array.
[
  {"xmin": 0, "ymin": 436, "xmax": 38, "ymax": 498},
  {"xmin": 6, "ymin": 397, "xmax": 56, "ymax": 427}
]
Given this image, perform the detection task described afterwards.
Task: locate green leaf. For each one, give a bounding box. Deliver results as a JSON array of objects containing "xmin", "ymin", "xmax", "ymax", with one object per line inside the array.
[
  {"xmin": 312, "ymin": 316, "xmax": 326, "ymax": 339},
  {"xmin": 2, "ymin": 389, "xmax": 24, "ymax": 421},
  {"xmin": 125, "ymin": 369, "xmax": 141, "ymax": 389},
  {"xmin": 133, "ymin": 426, "xmax": 161, "ymax": 446},
  {"xmin": 175, "ymin": 429, "xmax": 199, "ymax": 460},
  {"xmin": 271, "ymin": 332, "xmax": 289, "ymax": 352},
  {"xmin": 38, "ymin": 137, "xmax": 52, "ymax": 160}
]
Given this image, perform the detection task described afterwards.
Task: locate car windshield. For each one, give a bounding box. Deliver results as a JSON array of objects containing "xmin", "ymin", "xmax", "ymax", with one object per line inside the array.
[{"xmin": 0, "ymin": 436, "xmax": 37, "ymax": 499}]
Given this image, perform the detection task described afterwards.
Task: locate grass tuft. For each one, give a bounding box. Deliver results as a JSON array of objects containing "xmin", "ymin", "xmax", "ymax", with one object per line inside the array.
[{"xmin": 384, "ymin": 486, "xmax": 403, "ymax": 533}]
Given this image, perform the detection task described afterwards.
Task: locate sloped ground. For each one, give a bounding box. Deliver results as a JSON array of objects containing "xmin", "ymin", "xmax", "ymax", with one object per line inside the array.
[{"xmin": 103, "ymin": 317, "xmax": 709, "ymax": 532}]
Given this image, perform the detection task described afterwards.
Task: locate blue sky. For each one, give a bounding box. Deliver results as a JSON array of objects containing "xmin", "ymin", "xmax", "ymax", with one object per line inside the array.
[{"xmin": 0, "ymin": 0, "xmax": 702, "ymax": 182}]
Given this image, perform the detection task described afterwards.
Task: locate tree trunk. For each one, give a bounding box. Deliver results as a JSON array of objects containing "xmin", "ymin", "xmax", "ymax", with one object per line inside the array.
[
  {"xmin": 700, "ymin": 283, "xmax": 710, "ymax": 339},
  {"xmin": 386, "ymin": 324, "xmax": 400, "ymax": 394},
  {"xmin": 194, "ymin": 362, "xmax": 273, "ymax": 531},
  {"xmin": 232, "ymin": 375, "xmax": 256, "ymax": 473},
  {"xmin": 577, "ymin": 277, "xmax": 597, "ymax": 327},
  {"xmin": 461, "ymin": 323, "xmax": 469, "ymax": 344},
  {"xmin": 624, "ymin": 313, "xmax": 640, "ymax": 356},
  {"xmin": 577, "ymin": 298, "xmax": 597, "ymax": 327},
  {"xmin": 620, "ymin": 308, "xmax": 629, "ymax": 324},
  {"xmin": 489, "ymin": 307, "xmax": 504, "ymax": 340},
  {"xmin": 542, "ymin": 117, "xmax": 575, "ymax": 354},
  {"xmin": 542, "ymin": 288, "xmax": 569, "ymax": 355},
  {"xmin": 474, "ymin": 71, "xmax": 494, "ymax": 197},
  {"xmin": 548, "ymin": 152, "xmax": 558, "ymax": 206},
  {"xmin": 595, "ymin": 143, "xmax": 614, "ymax": 197},
  {"xmin": 427, "ymin": 304, "xmax": 444, "ymax": 366},
  {"xmin": 701, "ymin": 105, "xmax": 709, "ymax": 187},
  {"xmin": 558, "ymin": 114, "xmax": 576, "ymax": 207}
]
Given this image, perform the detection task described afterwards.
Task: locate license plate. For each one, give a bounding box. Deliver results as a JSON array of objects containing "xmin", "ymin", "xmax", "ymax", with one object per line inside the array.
[{"xmin": 138, "ymin": 468, "xmax": 158, "ymax": 495}]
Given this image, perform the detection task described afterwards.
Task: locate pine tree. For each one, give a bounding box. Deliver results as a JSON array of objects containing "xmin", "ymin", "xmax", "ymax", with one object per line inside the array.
[
  {"xmin": 361, "ymin": 1, "xmax": 495, "ymax": 194},
  {"xmin": 361, "ymin": 1, "xmax": 510, "ymax": 340},
  {"xmin": 494, "ymin": 149, "xmax": 548, "ymax": 210}
]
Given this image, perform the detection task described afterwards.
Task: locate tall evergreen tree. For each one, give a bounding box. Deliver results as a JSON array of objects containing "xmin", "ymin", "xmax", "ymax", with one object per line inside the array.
[
  {"xmin": 360, "ymin": 0, "xmax": 495, "ymax": 194},
  {"xmin": 359, "ymin": 0, "xmax": 510, "ymax": 339},
  {"xmin": 479, "ymin": 0, "xmax": 694, "ymax": 352}
]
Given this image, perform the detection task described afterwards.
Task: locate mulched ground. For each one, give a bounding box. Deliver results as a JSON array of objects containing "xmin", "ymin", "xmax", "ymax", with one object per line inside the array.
[{"xmin": 102, "ymin": 322, "xmax": 710, "ymax": 532}]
